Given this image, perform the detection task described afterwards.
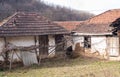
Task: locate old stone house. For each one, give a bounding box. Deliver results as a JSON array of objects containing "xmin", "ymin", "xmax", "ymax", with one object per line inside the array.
[{"xmin": 0, "ymin": 12, "xmax": 69, "ymax": 66}]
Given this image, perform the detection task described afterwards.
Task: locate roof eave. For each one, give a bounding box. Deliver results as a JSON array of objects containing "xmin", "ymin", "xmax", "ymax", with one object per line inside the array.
[{"xmin": 72, "ymin": 32, "xmax": 113, "ymax": 36}]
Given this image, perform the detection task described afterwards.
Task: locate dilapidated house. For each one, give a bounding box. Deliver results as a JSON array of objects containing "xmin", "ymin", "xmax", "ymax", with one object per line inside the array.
[
  {"xmin": 72, "ymin": 9, "xmax": 120, "ymax": 60},
  {"xmin": 55, "ymin": 21, "xmax": 82, "ymax": 49},
  {"xmin": 0, "ymin": 12, "xmax": 69, "ymax": 66}
]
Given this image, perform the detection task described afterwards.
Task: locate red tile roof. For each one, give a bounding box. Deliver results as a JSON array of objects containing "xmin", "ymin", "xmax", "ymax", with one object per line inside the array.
[
  {"xmin": 74, "ymin": 9, "xmax": 120, "ymax": 35},
  {"xmin": 87, "ymin": 9, "xmax": 120, "ymax": 24},
  {"xmin": 54, "ymin": 21, "xmax": 83, "ymax": 31}
]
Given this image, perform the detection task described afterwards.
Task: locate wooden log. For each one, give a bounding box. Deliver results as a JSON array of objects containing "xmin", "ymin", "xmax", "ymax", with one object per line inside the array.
[
  {"xmin": 9, "ymin": 50, "xmax": 14, "ymax": 70},
  {"xmin": 3, "ymin": 37, "xmax": 9, "ymax": 65}
]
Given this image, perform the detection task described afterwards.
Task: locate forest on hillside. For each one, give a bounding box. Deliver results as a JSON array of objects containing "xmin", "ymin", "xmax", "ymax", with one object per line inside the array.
[{"xmin": 0, "ymin": 0, "xmax": 94, "ymax": 21}]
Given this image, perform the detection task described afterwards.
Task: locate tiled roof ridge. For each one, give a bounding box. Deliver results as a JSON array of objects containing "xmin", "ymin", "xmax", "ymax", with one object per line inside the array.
[{"xmin": 87, "ymin": 9, "xmax": 120, "ymax": 23}]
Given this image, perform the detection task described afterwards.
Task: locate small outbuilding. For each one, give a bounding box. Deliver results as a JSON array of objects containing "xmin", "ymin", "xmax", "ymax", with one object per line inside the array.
[{"xmin": 72, "ymin": 9, "xmax": 120, "ymax": 60}]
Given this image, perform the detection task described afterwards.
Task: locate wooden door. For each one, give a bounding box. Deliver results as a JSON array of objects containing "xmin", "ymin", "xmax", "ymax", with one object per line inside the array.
[
  {"xmin": 108, "ymin": 37, "xmax": 119, "ymax": 56},
  {"xmin": 39, "ymin": 35, "xmax": 48, "ymax": 55}
]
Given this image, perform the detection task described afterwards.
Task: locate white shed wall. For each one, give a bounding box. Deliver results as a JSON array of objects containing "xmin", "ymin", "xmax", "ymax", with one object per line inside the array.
[
  {"xmin": 72, "ymin": 36, "xmax": 84, "ymax": 50},
  {"xmin": 0, "ymin": 35, "xmax": 57, "ymax": 65},
  {"xmin": 7, "ymin": 36, "xmax": 35, "ymax": 46},
  {"xmin": 7, "ymin": 36, "xmax": 38, "ymax": 66},
  {"xmin": 91, "ymin": 36, "xmax": 107, "ymax": 55}
]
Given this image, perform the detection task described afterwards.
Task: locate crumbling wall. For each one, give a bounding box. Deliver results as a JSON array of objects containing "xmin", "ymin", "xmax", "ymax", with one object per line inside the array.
[
  {"xmin": 7, "ymin": 36, "xmax": 38, "ymax": 66},
  {"xmin": 74, "ymin": 43, "xmax": 85, "ymax": 57},
  {"xmin": 91, "ymin": 36, "xmax": 108, "ymax": 59},
  {"xmin": 72, "ymin": 36, "xmax": 84, "ymax": 50},
  {"xmin": 72, "ymin": 35, "xmax": 109, "ymax": 59}
]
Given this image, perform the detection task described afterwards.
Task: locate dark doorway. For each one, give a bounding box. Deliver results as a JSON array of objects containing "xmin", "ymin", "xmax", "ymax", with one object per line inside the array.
[{"xmin": 84, "ymin": 36, "xmax": 91, "ymax": 48}]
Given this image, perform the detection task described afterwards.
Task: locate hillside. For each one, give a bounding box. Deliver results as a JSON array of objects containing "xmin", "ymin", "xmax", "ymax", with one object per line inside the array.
[{"xmin": 0, "ymin": 0, "xmax": 94, "ymax": 21}]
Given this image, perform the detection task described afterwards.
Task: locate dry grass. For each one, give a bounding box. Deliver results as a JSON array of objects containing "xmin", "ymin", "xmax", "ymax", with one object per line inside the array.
[{"xmin": 0, "ymin": 56, "xmax": 120, "ymax": 77}]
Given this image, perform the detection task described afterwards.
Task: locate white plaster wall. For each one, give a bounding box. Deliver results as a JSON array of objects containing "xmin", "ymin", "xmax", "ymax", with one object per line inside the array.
[
  {"xmin": 7, "ymin": 36, "xmax": 38, "ymax": 66},
  {"xmin": 91, "ymin": 36, "xmax": 107, "ymax": 55},
  {"xmin": 7, "ymin": 36, "xmax": 35, "ymax": 46},
  {"xmin": 48, "ymin": 35, "xmax": 55, "ymax": 57},
  {"xmin": 72, "ymin": 36, "xmax": 84, "ymax": 50}
]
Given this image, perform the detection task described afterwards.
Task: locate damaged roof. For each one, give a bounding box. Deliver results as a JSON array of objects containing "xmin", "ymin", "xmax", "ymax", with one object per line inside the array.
[
  {"xmin": 0, "ymin": 12, "xmax": 69, "ymax": 36},
  {"xmin": 74, "ymin": 9, "xmax": 120, "ymax": 35},
  {"xmin": 54, "ymin": 21, "xmax": 83, "ymax": 31}
]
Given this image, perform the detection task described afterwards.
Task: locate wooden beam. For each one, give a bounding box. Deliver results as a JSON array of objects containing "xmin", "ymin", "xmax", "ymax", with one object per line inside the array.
[
  {"xmin": 34, "ymin": 36, "xmax": 38, "ymax": 57},
  {"xmin": 3, "ymin": 37, "xmax": 9, "ymax": 65},
  {"xmin": 9, "ymin": 50, "xmax": 14, "ymax": 70},
  {"xmin": 38, "ymin": 36, "xmax": 41, "ymax": 65},
  {"xmin": 119, "ymin": 36, "xmax": 120, "ymax": 56},
  {"xmin": 117, "ymin": 31, "xmax": 120, "ymax": 56}
]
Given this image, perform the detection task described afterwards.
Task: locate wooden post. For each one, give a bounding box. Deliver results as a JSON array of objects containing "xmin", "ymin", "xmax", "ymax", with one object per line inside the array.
[
  {"xmin": 38, "ymin": 36, "xmax": 41, "ymax": 65},
  {"xmin": 9, "ymin": 50, "xmax": 14, "ymax": 70},
  {"xmin": 106, "ymin": 36, "xmax": 109, "ymax": 60},
  {"xmin": 34, "ymin": 36, "xmax": 38, "ymax": 58},
  {"xmin": 117, "ymin": 31, "xmax": 120, "ymax": 56},
  {"xmin": 3, "ymin": 37, "xmax": 9, "ymax": 65}
]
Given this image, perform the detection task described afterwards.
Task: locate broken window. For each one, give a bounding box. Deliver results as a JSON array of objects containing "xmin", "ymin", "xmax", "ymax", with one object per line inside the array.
[{"xmin": 84, "ymin": 36, "xmax": 91, "ymax": 48}]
